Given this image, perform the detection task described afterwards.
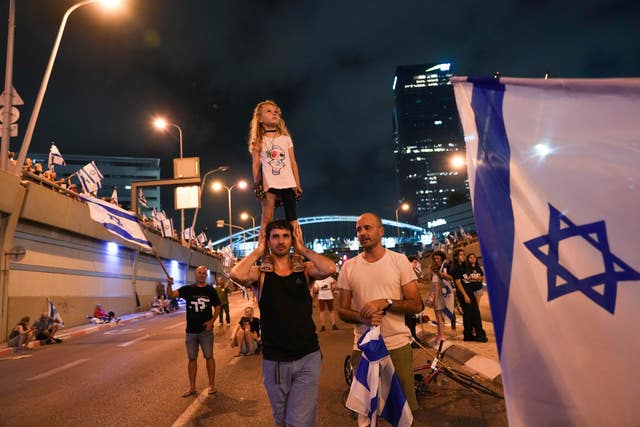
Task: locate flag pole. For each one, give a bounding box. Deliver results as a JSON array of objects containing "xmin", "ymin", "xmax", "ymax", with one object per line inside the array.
[{"xmin": 140, "ymin": 228, "xmax": 171, "ymax": 280}]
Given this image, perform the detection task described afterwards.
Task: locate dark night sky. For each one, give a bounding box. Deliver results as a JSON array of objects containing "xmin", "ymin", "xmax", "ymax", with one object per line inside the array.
[{"xmin": 3, "ymin": 0, "xmax": 639, "ymax": 240}]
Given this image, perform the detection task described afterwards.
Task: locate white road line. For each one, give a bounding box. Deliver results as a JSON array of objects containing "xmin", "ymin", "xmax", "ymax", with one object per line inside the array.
[
  {"xmin": 171, "ymin": 389, "xmax": 212, "ymax": 427},
  {"xmin": 117, "ymin": 334, "xmax": 150, "ymax": 347},
  {"xmin": 27, "ymin": 358, "xmax": 90, "ymax": 381},
  {"xmin": 104, "ymin": 328, "xmax": 145, "ymax": 335},
  {"xmin": 164, "ymin": 322, "xmax": 185, "ymax": 330}
]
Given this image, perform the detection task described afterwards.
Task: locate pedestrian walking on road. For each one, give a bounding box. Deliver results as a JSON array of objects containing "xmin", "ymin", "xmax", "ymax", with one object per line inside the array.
[
  {"xmin": 337, "ymin": 212, "xmax": 422, "ymax": 412},
  {"xmin": 231, "ymin": 219, "xmax": 336, "ymax": 427},
  {"xmin": 215, "ymin": 276, "xmax": 231, "ymax": 326},
  {"xmin": 167, "ymin": 266, "xmax": 221, "ymax": 397},
  {"xmin": 313, "ymin": 275, "xmax": 339, "ymax": 331}
]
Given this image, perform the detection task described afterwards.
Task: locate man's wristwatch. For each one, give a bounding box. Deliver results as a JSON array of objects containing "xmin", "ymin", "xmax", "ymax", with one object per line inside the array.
[{"xmin": 383, "ymin": 298, "xmax": 393, "ymax": 314}]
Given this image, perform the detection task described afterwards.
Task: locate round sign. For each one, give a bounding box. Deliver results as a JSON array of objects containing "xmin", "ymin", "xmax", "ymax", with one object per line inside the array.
[{"xmin": 0, "ymin": 106, "xmax": 19, "ymax": 124}]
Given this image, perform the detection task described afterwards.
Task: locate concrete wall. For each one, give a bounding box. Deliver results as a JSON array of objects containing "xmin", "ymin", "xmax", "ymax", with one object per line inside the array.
[{"xmin": 0, "ymin": 170, "xmax": 222, "ymax": 338}]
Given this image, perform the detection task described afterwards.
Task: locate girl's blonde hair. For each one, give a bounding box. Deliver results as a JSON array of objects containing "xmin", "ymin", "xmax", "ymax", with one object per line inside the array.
[{"xmin": 247, "ymin": 100, "xmax": 291, "ymax": 153}]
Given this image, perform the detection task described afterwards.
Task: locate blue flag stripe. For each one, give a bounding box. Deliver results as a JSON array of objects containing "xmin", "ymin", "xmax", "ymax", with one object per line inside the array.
[
  {"xmin": 103, "ymin": 223, "xmax": 152, "ymax": 247},
  {"xmin": 469, "ymin": 77, "xmax": 513, "ymax": 356}
]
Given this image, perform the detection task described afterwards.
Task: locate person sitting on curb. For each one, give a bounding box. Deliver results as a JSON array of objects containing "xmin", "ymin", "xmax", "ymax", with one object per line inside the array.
[
  {"xmin": 7, "ymin": 316, "xmax": 35, "ymax": 351},
  {"xmin": 230, "ymin": 306, "xmax": 261, "ymax": 356},
  {"xmin": 150, "ymin": 296, "xmax": 168, "ymax": 315},
  {"xmin": 32, "ymin": 312, "xmax": 62, "ymax": 344},
  {"xmin": 88, "ymin": 304, "xmax": 119, "ymax": 324}
]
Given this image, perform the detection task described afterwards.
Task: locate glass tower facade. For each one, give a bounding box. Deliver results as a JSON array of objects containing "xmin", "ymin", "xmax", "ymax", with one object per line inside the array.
[{"xmin": 393, "ymin": 63, "xmax": 469, "ymax": 223}]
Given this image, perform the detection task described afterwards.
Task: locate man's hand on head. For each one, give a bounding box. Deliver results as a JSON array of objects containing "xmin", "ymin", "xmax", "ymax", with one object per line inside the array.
[{"xmin": 292, "ymin": 223, "xmax": 306, "ymax": 253}]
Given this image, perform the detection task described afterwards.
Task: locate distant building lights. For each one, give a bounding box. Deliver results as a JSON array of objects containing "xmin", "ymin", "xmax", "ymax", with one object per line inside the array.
[
  {"xmin": 425, "ymin": 63, "xmax": 451, "ymax": 73},
  {"xmin": 392, "ymin": 75, "xmax": 397, "ymax": 90}
]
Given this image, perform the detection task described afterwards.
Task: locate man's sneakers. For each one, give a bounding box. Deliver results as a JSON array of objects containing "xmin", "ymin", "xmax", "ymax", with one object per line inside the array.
[
  {"xmin": 320, "ymin": 326, "xmax": 326, "ymax": 332},
  {"xmin": 332, "ymin": 324, "xmax": 339, "ymax": 330},
  {"xmin": 320, "ymin": 325, "xmax": 339, "ymax": 332}
]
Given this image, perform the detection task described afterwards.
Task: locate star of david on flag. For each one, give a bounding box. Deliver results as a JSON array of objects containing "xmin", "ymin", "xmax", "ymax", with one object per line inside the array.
[
  {"xmin": 524, "ymin": 204, "xmax": 639, "ymax": 314},
  {"xmin": 47, "ymin": 143, "xmax": 66, "ymax": 168},
  {"xmin": 80, "ymin": 194, "xmax": 152, "ymax": 250},
  {"xmin": 453, "ymin": 76, "xmax": 640, "ymax": 427}
]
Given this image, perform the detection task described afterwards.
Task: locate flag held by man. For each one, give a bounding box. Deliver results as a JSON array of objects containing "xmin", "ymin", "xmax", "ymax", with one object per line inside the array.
[
  {"xmin": 346, "ymin": 326, "xmax": 413, "ymax": 427},
  {"xmin": 452, "ymin": 76, "xmax": 640, "ymax": 427},
  {"xmin": 80, "ymin": 194, "xmax": 152, "ymax": 250},
  {"xmin": 47, "ymin": 298, "xmax": 64, "ymax": 327}
]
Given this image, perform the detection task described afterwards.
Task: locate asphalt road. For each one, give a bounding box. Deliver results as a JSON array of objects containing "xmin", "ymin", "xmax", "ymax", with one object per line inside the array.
[{"xmin": 0, "ymin": 294, "xmax": 506, "ymax": 426}]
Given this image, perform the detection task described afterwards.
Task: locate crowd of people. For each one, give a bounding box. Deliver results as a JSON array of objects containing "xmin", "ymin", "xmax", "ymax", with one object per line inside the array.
[{"xmin": 5, "ymin": 101, "xmax": 490, "ymax": 426}]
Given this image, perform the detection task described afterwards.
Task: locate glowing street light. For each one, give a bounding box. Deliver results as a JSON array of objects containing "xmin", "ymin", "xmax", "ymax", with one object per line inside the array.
[
  {"xmin": 240, "ymin": 211, "xmax": 256, "ymax": 244},
  {"xmin": 212, "ymin": 180, "xmax": 248, "ymax": 248},
  {"xmin": 16, "ymin": 0, "xmax": 125, "ymax": 172},
  {"xmin": 186, "ymin": 166, "xmax": 229, "ymax": 247},
  {"xmin": 395, "ymin": 202, "xmax": 410, "ymax": 242},
  {"xmin": 152, "ymin": 116, "xmax": 187, "ymax": 242},
  {"xmin": 152, "ymin": 117, "xmax": 184, "ymax": 158},
  {"xmin": 451, "ymin": 154, "xmax": 466, "ymax": 169}
]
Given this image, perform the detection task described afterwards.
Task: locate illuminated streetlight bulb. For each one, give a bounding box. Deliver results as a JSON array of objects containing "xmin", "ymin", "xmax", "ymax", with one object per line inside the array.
[
  {"xmin": 238, "ymin": 180, "xmax": 248, "ymax": 190},
  {"xmin": 401, "ymin": 202, "xmax": 410, "ymax": 212},
  {"xmin": 212, "ymin": 181, "xmax": 222, "ymax": 192},
  {"xmin": 240, "ymin": 212, "xmax": 249, "ymax": 220},
  {"xmin": 451, "ymin": 155, "xmax": 466, "ymax": 169},
  {"xmin": 153, "ymin": 117, "xmax": 168, "ymax": 130},
  {"xmin": 98, "ymin": 0, "xmax": 124, "ymax": 11}
]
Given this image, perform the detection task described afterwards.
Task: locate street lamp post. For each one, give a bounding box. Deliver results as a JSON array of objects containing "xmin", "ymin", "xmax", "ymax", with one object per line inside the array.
[
  {"xmin": 186, "ymin": 166, "xmax": 229, "ymax": 247},
  {"xmin": 240, "ymin": 211, "xmax": 256, "ymax": 243},
  {"xmin": 395, "ymin": 202, "xmax": 410, "ymax": 246},
  {"xmin": 16, "ymin": 0, "xmax": 124, "ymax": 172},
  {"xmin": 215, "ymin": 221, "xmax": 246, "ymax": 253},
  {"xmin": 1, "ymin": 0, "xmax": 16, "ymax": 172},
  {"xmin": 212, "ymin": 180, "xmax": 247, "ymax": 249},
  {"xmin": 153, "ymin": 117, "xmax": 186, "ymax": 243}
]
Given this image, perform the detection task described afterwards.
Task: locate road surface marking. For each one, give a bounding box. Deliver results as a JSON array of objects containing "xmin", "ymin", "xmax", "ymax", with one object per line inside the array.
[
  {"xmin": 104, "ymin": 328, "xmax": 145, "ymax": 335},
  {"xmin": 117, "ymin": 334, "xmax": 150, "ymax": 347},
  {"xmin": 164, "ymin": 322, "xmax": 185, "ymax": 330},
  {"xmin": 172, "ymin": 389, "xmax": 212, "ymax": 427},
  {"xmin": 27, "ymin": 358, "xmax": 90, "ymax": 381}
]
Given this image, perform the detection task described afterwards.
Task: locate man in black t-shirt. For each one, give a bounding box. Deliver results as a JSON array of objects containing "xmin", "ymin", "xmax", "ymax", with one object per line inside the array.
[
  {"xmin": 231, "ymin": 220, "xmax": 336, "ymax": 427},
  {"xmin": 167, "ymin": 265, "xmax": 221, "ymax": 397}
]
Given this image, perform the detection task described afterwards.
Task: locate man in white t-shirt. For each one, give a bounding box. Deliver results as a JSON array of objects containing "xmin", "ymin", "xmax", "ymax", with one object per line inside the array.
[
  {"xmin": 337, "ymin": 212, "xmax": 422, "ymax": 411},
  {"xmin": 313, "ymin": 275, "xmax": 338, "ymax": 331}
]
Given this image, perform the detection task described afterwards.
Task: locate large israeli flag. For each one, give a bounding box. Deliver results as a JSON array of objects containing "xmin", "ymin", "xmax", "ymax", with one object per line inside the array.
[
  {"xmin": 80, "ymin": 195, "xmax": 152, "ymax": 250},
  {"xmin": 452, "ymin": 77, "xmax": 640, "ymax": 427}
]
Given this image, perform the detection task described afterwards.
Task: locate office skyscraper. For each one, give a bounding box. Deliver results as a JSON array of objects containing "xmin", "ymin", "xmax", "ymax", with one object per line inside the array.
[{"xmin": 393, "ymin": 63, "xmax": 469, "ymax": 223}]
